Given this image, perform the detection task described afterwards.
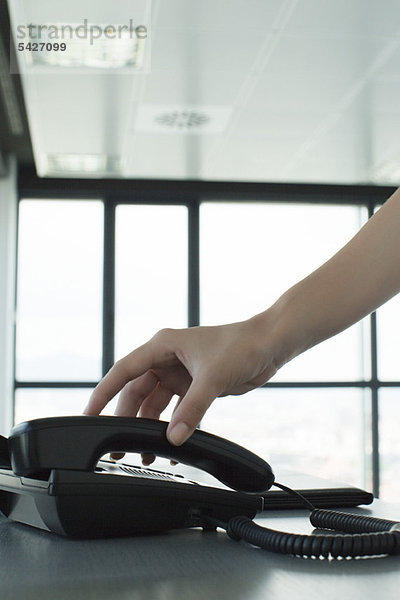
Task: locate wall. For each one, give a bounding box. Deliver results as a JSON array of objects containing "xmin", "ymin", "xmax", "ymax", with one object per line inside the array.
[{"xmin": 0, "ymin": 155, "xmax": 17, "ymax": 435}]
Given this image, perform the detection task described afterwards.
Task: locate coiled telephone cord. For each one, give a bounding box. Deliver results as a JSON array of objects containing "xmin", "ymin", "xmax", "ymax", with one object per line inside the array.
[{"xmin": 207, "ymin": 482, "xmax": 400, "ymax": 559}]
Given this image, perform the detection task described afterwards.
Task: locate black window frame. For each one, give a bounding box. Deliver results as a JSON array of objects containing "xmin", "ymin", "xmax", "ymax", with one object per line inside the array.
[{"xmin": 15, "ymin": 165, "xmax": 399, "ymax": 497}]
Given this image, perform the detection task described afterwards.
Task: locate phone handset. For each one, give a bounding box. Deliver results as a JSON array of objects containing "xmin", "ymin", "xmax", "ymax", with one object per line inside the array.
[{"xmin": 8, "ymin": 416, "xmax": 275, "ymax": 493}]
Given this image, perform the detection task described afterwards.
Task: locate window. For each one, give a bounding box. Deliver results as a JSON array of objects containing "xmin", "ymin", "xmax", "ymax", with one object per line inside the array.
[
  {"xmin": 15, "ymin": 199, "xmax": 103, "ymax": 420},
  {"xmin": 115, "ymin": 205, "xmax": 188, "ymax": 359},
  {"xmin": 200, "ymin": 202, "xmax": 369, "ymax": 381},
  {"xmin": 201, "ymin": 387, "xmax": 370, "ymax": 489},
  {"xmin": 14, "ymin": 181, "xmax": 398, "ymax": 500},
  {"xmin": 16, "ymin": 200, "xmax": 103, "ymax": 382},
  {"xmin": 379, "ymin": 388, "xmax": 400, "ymax": 500}
]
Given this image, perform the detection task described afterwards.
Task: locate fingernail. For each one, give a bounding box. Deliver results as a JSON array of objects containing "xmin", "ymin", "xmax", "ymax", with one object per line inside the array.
[
  {"xmin": 168, "ymin": 422, "xmax": 190, "ymax": 445},
  {"xmin": 142, "ymin": 453, "xmax": 155, "ymax": 466},
  {"xmin": 110, "ymin": 452, "xmax": 124, "ymax": 461}
]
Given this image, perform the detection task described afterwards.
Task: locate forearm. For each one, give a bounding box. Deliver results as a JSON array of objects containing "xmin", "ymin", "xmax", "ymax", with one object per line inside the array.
[{"xmin": 255, "ymin": 188, "xmax": 400, "ymax": 368}]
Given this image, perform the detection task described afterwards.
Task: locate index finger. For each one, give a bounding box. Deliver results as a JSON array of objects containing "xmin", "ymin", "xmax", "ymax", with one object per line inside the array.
[{"xmin": 84, "ymin": 343, "xmax": 154, "ymax": 415}]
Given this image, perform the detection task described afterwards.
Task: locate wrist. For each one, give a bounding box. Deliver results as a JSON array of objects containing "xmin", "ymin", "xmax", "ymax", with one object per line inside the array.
[{"xmin": 247, "ymin": 289, "xmax": 311, "ymax": 371}]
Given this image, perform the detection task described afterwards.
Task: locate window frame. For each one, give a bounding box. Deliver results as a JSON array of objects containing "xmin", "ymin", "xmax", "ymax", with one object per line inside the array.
[{"xmin": 15, "ymin": 166, "xmax": 399, "ymax": 498}]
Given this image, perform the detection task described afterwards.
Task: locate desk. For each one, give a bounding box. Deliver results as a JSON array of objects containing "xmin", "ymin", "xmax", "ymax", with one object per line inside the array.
[{"xmin": 0, "ymin": 498, "xmax": 399, "ymax": 600}]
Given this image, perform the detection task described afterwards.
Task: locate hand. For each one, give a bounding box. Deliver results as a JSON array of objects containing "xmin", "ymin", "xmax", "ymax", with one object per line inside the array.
[
  {"xmin": 85, "ymin": 187, "xmax": 400, "ymax": 464},
  {"xmin": 84, "ymin": 316, "xmax": 280, "ymax": 450}
]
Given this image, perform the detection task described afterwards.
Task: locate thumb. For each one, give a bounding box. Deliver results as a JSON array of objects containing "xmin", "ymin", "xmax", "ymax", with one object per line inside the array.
[{"xmin": 166, "ymin": 377, "xmax": 218, "ymax": 445}]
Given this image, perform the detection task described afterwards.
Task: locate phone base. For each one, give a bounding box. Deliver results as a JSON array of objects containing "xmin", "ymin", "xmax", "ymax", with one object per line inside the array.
[{"xmin": 0, "ymin": 460, "xmax": 262, "ymax": 538}]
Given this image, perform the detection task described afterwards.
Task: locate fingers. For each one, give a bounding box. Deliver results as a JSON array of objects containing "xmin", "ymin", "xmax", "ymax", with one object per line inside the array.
[
  {"xmin": 108, "ymin": 371, "xmax": 158, "ymax": 462},
  {"xmin": 166, "ymin": 377, "xmax": 219, "ymax": 446},
  {"xmin": 110, "ymin": 376, "xmax": 173, "ymax": 466},
  {"xmin": 170, "ymin": 397, "xmax": 183, "ymax": 465},
  {"xmin": 138, "ymin": 383, "xmax": 174, "ymax": 466},
  {"xmin": 172, "ymin": 396, "xmax": 183, "ymax": 416},
  {"xmin": 114, "ymin": 371, "xmax": 159, "ymax": 417},
  {"xmin": 84, "ymin": 327, "xmax": 222, "ymax": 450},
  {"xmin": 84, "ymin": 343, "xmax": 154, "ymax": 415},
  {"xmin": 138, "ymin": 383, "xmax": 174, "ymax": 420},
  {"xmin": 110, "ymin": 450, "xmax": 157, "ymax": 465},
  {"xmin": 141, "ymin": 453, "xmax": 156, "ymax": 466}
]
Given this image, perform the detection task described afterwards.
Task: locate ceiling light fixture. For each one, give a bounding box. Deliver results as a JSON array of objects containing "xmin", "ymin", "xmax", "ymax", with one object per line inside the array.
[
  {"xmin": 43, "ymin": 153, "xmax": 121, "ymax": 176},
  {"xmin": 20, "ymin": 23, "xmax": 147, "ymax": 71}
]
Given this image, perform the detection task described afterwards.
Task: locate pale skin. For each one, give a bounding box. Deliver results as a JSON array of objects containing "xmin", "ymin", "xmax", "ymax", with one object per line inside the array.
[{"xmin": 84, "ymin": 187, "xmax": 400, "ymax": 458}]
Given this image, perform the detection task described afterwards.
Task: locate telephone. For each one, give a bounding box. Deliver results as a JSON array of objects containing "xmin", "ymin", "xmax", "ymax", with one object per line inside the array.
[{"xmin": 0, "ymin": 415, "xmax": 399, "ymax": 559}]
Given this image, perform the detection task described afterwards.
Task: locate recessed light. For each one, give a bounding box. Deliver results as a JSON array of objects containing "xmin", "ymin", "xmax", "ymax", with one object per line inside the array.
[
  {"xmin": 43, "ymin": 154, "xmax": 121, "ymax": 176},
  {"xmin": 20, "ymin": 24, "xmax": 147, "ymax": 70}
]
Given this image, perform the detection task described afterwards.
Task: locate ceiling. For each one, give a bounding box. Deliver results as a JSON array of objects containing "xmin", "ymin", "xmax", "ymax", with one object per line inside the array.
[{"xmin": 2, "ymin": 0, "xmax": 400, "ymax": 183}]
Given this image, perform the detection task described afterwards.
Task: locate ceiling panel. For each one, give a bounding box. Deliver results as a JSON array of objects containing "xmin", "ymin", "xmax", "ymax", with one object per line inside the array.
[
  {"xmin": 28, "ymin": 74, "xmax": 135, "ymax": 154},
  {"xmin": 284, "ymin": 0, "xmax": 400, "ymax": 37},
  {"xmin": 141, "ymin": 69, "xmax": 245, "ymax": 105},
  {"xmin": 122, "ymin": 136, "xmax": 197, "ymax": 179},
  {"xmin": 149, "ymin": 29, "xmax": 270, "ymax": 73},
  {"xmin": 154, "ymin": 0, "xmax": 283, "ymax": 30}
]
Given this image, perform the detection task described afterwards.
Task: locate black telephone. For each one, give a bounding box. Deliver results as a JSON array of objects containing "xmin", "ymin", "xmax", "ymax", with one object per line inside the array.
[{"xmin": 0, "ymin": 416, "xmax": 399, "ymax": 559}]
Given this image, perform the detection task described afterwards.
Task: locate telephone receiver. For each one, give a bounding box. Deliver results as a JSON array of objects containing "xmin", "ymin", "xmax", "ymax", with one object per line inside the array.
[
  {"xmin": 0, "ymin": 416, "xmax": 399, "ymax": 559},
  {"xmin": 4, "ymin": 415, "xmax": 274, "ymax": 493}
]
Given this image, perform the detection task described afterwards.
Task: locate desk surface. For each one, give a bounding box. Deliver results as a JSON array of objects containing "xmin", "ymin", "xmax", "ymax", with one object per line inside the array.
[{"xmin": 0, "ymin": 498, "xmax": 399, "ymax": 600}]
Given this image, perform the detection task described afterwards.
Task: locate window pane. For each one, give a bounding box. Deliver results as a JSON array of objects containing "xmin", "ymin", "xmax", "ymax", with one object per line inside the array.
[
  {"xmin": 201, "ymin": 387, "xmax": 371, "ymax": 489},
  {"xmin": 115, "ymin": 205, "xmax": 188, "ymax": 359},
  {"xmin": 16, "ymin": 200, "xmax": 103, "ymax": 381},
  {"xmin": 200, "ymin": 202, "xmax": 370, "ymax": 381},
  {"xmin": 14, "ymin": 388, "xmax": 93, "ymax": 424},
  {"xmin": 377, "ymin": 295, "xmax": 400, "ymax": 380},
  {"xmin": 379, "ymin": 388, "xmax": 400, "ymax": 501}
]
